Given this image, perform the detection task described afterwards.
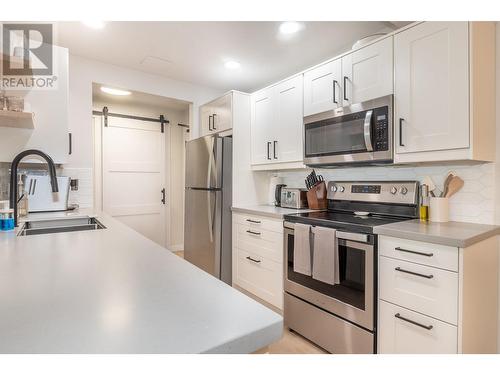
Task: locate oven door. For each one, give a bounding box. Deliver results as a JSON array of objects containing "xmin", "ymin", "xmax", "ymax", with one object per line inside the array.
[
  {"xmin": 303, "ymin": 95, "xmax": 393, "ymax": 166},
  {"xmin": 284, "ymin": 222, "xmax": 375, "ymax": 330}
]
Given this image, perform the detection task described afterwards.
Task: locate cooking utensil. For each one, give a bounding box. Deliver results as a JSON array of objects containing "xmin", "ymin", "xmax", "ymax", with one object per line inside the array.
[
  {"xmin": 442, "ymin": 171, "xmax": 456, "ymax": 197},
  {"xmin": 422, "ymin": 176, "xmax": 437, "ymax": 197},
  {"xmin": 444, "ymin": 176, "xmax": 464, "ymax": 198}
]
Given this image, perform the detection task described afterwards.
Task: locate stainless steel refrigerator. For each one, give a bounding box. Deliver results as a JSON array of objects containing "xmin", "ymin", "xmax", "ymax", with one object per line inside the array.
[{"xmin": 184, "ymin": 135, "xmax": 232, "ymax": 284}]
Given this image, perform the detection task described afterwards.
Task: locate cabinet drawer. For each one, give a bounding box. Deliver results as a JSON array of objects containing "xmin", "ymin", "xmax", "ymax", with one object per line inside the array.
[
  {"xmin": 234, "ymin": 249, "xmax": 283, "ymax": 309},
  {"xmin": 379, "ymin": 235, "xmax": 458, "ymax": 272},
  {"xmin": 379, "ymin": 256, "xmax": 458, "ymax": 324},
  {"xmin": 235, "ymin": 224, "xmax": 283, "ymax": 263},
  {"xmin": 233, "ymin": 212, "xmax": 283, "ymax": 233},
  {"xmin": 378, "ymin": 300, "xmax": 457, "ymax": 354}
]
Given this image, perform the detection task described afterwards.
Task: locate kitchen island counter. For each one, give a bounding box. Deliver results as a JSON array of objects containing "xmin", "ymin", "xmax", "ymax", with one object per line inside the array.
[{"xmin": 0, "ymin": 211, "xmax": 282, "ymax": 353}]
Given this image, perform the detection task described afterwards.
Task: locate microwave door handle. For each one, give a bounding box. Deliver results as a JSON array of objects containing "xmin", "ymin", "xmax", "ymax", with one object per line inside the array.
[{"xmin": 363, "ymin": 110, "xmax": 374, "ymax": 152}]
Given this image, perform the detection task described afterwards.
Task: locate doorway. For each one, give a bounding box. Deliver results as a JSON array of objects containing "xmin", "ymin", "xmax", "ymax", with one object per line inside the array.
[{"xmin": 92, "ymin": 83, "xmax": 191, "ymax": 250}]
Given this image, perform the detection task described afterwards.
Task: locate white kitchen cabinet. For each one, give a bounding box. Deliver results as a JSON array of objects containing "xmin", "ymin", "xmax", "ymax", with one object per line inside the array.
[
  {"xmin": 251, "ymin": 75, "xmax": 303, "ymax": 169},
  {"xmin": 232, "ymin": 212, "xmax": 284, "ymax": 310},
  {"xmin": 394, "ymin": 22, "xmax": 495, "ymax": 163},
  {"xmin": 199, "ymin": 92, "xmax": 232, "ymax": 137},
  {"xmin": 378, "ymin": 234, "xmax": 498, "ymax": 354},
  {"xmin": 342, "ymin": 37, "xmax": 393, "ymax": 106},
  {"xmin": 303, "ymin": 59, "xmax": 342, "ymax": 116},
  {"xmin": 0, "ymin": 45, "xmax": 70, "ymax": 163}
]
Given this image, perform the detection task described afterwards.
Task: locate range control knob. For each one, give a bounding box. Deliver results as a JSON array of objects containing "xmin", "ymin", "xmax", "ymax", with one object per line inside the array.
[
  {"xmin": 339, "ymin": 186, "xmax": 345, "ymax": 193},
  {"xmin": 390, "ymin": 186, "xmax": 398, "ymax": 195},
  {"xmin": 331, "ymin": 185, "xmax": 337, "ymax": 192},
  {"xmin": 400, "ymin": 187, "xmax": 408, "ymax": 195}
]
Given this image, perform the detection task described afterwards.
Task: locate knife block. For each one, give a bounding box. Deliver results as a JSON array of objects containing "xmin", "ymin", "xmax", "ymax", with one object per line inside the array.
[{"xmin": 306, "ymin": 181, "xmax": 327, "ymax": 210}]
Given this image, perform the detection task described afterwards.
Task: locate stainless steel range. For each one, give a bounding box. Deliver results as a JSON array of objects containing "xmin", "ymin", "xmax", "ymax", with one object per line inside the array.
[{"xmin": 283, "ymin": 180, "xmax": 419, "ymax": 354}]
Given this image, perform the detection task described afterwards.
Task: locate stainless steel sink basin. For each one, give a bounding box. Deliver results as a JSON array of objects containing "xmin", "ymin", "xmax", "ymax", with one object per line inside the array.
[{"xmin": 17, "ymin": 216, "xmax": 106, "ymax": 236}]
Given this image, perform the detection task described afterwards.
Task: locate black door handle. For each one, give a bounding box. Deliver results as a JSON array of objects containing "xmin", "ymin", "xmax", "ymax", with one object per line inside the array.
[
  {"xmin": 399, "ymin": 118, "xmax": 405, "ymax": 146},
  {"xmin": 395, "ymin": 247, "xmax": 433, "ymax": 257},
  {"xmin": 246, "ymin": 230, "xmax": 261, "ymax": 235},
  {"xmin": 333, "ymin": 80, "xmax": 338, "ymax": 104},
  {"xmin": 395, "ymin": 267, "xmax": 433, "ymax": 279},
  {"xmin": 68, "ymin": 133, "xmax": 72, "ymax": 155},
  {"xmin": 208, "ymin": 115, "xmax": 213, "ymax": 131},
  {"xmin": 212, "ymin": 114, "xmax": 217, "ymax": 130},
  {"xmin": 273, "ymin": 140, "xmax": 278, "ymax": 159},
  {"xmin": 394, "ymin": 313, "xmax": 433, "ymax": 330},
  {"xmin": 246, "ymin": 219, "xmax": 261, "ymax": 224},
  {"xmin": 343, "ymin": 76, "xmax": 348, "ymax": 101},
  {"xmin": 161, "ymin": 188, "xmax": 166, "ymax": 204},
  {"xmin": 246, "ymin": 256, "xmax": 261, "ymax": 263},
  {"xmin": 267, "ymin": 142, "xmax": 272, "ymax": 160}
]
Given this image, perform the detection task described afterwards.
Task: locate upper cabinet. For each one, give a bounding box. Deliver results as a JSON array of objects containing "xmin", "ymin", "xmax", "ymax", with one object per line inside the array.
[
  {"xmin": 199, "ymin": 92, "xmax": 232, "ymax": 137},
  {"xmin": 251, "ymin": 75, "xmax": 304, "ymax": 169},
  {"xmin": 304, "ymin": 37, "xmax": 393, "ymax": 117},
  {"xmin": 0, "ymin": 45, "xmax": 69, "ymax": 164},
  {"xmin": 342, "ymin": 37, "xmax": 393, "ymax": 106},
  {"xmin": 394, "ymin": 22, "xmax": 495, "ymax": 163}
]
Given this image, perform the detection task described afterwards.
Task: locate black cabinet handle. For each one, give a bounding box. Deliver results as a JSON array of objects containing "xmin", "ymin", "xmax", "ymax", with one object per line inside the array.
[
  {"xmin": 343, "ymin": 76, "xmax": 348, "ymax": 101},
  {"xmin": 333, "ymin": 80, "xmax": 338, "ymax": 104},
  {"xmin": 395, "ymin": 267, "xmax": 434, "ymax": 279},
  {"xmin": 246, "ymin": 230, "xmax": 261, "ymax": 235},
  {"xmin": 395, "ymin": 247, "xmax": 434, "ymax": 257},
  {"xmin": 246, "ymin": 219, "xmax": 261, "ymax": 224},
  {"xmin": 161, "ymin": 188, "xmax": 166, "ymax": 204},
  {"xmin": 267, "ymin": 142, "xmax": 272, "ymax": 160},
  {"xmin": 68, "ymin": 133, "xmax": 72, "ymax": 155},
  {"xmin": 395, "ymin": 313, "xmax": 433, "ymax": 330},
  {"xmin": 246, "ymin": 256, "xmax": 261, "ymax": 263},
  {"xmin": 208, "ymin": 115, "xmax": 213, "ymax": 131},
  {"xmin": 399, "ymin": 118, "xmax": 405, "ymax": 146},
  {"xmin": 273, "ymin": 140, "xmax": 278, "ymax": 159},
  {"xmin": 212, "ymin": 113, "xmax": 217, "ymax": 130}
]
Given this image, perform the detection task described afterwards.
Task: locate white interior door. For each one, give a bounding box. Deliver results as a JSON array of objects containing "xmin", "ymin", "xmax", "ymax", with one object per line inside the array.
[{"xmin": 102, "ymin": 116, "xmax": 166, "ymax": 246}]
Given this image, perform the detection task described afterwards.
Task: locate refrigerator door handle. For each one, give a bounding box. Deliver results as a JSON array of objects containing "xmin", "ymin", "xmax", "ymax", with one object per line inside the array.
[{"xmin": 207, "ymin": 191, "xmax": 214, "ymax": 243}]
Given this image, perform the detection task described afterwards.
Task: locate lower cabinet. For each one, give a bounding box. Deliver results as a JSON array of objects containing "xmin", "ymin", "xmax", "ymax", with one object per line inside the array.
[
  {"xmin": 232, "ymin": 212, "xmax": 283, "ymax": 309},
  {"xmin": 378, "ymin": 235, "xmax": 499, "ymax": 354}
]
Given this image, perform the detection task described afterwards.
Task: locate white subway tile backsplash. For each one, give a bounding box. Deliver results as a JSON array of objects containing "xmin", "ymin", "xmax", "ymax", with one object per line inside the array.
[{"xmin": 277, "ymin": 162, "xmax": 496, "ymax": 225}]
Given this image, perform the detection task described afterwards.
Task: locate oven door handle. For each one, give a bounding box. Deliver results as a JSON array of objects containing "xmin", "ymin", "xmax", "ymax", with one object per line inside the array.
[
  {"xmin": 336, "ymin": 231, "xmax": 369, "ymax": 243},
  {"xmin": 363, "ymin": 110, "xmax": 374, "ymax": 152}
]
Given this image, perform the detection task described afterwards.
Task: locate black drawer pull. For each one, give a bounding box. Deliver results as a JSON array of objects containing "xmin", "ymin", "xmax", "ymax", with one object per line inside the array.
[
  {"xmin": 246, "ymin": 256, "xmax": 261, "ymax": 263},
  {"xmin": 246, "ymin": 219, "xmax": 261, "ymax": 224},
  {"xmin": 246, "ymin": 230, "xmax": 261, "ymax": 235},
  {"xmin": 395, "ymin": 247, "xmax": 434, "ymax": 257},
  {"xmin": 395, "ymin": 313, "xmax": 433, "ymax": 330},
  {"xmin": 395, "ymin": 267, "xmax": 434, "ymax": 279}
]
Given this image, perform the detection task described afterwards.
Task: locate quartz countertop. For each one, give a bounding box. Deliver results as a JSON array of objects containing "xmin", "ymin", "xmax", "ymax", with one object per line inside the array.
[
  {"xmin": 373, "ymin": 219, "xmax": 500, "ymax": 248},
  {"xmin": 232, "ymin": 205, "xmax": 323, "ymax": 219},
  {"xmin": 0, "ymin": 210, "xmax": 282, "ymax": 353}
]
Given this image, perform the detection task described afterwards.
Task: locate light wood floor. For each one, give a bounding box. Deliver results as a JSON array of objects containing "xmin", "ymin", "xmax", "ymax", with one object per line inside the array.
[{"xmin": 173, "ymin": 249, "xmax": 327, "ymax": 354}]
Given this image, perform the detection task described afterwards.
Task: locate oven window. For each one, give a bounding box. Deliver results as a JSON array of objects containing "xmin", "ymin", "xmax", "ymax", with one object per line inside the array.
[
  {"xmin": 287, "ymin": 233, "xmax": 366, "ymax": 310},
  {"xmin": 305, "ymin": 115, "xmax": 368, "ymax": 157}
]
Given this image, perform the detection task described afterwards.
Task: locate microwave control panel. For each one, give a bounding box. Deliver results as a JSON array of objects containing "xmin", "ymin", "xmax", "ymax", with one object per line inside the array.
[{"xmin": 373, "ymin": 106, "xmax": 389, "ymax": 151}]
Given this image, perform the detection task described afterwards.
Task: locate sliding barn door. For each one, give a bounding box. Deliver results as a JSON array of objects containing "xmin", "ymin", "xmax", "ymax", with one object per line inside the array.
[{"xmin": 102, "ymin": 116, "xmax": 166, "ymax": 246}]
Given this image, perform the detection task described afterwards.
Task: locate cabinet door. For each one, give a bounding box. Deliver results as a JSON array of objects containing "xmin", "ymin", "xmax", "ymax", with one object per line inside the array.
[
  {"xmin": 212, "ymin": 93, "xmax": 232, "ymax": 133},
  {"xmin": 394, "ymin": 22, "xmax": 469, "ymax": 154},
  {"xmin": 303, "ymin": 59, "xmax": 342, "ymax": 116},
  {"xmin": 342, "ymin": 37, "xmax": 393, "ymax": 106},
  {"xmin": 200, "ymin": 105, "xmax": 212, "ymax": 137},
  {"xmin": 251, "ymin": 89, "xmax": 273, "ymax": 165},
  {"xmin": 274, "ymin": 75, "xmax": 303, "ymax": 163}
]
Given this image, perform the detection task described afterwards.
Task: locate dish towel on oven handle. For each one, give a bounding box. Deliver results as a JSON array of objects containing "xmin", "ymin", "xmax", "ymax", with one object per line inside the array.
[
  {"xmin": 293, "ymin": 223, "xmax": 312, "ymax": 276},
  {"xmin": 312, "ymin": 226, "xmax": 340, "ymax": 285}
]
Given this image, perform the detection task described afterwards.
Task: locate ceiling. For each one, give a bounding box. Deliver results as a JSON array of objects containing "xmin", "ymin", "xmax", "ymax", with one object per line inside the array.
[{"xmin": 57, "ymin": 21, "xmax": 409, "ymax": 92}]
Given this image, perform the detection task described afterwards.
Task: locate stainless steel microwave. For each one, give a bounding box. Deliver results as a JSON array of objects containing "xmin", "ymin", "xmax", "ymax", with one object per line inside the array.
[{"xmin": 303, "ymin": 95, "xmax": 393, "ymax": 167}]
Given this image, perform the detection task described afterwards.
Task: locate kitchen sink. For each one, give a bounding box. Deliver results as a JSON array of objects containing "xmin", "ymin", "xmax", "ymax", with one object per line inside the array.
[{"xmin": 17, "ymin": 216, "xmax": 106, "ymax": 236}]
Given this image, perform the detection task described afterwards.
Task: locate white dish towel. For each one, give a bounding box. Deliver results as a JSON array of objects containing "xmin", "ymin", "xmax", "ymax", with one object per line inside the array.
[
  {"xmin": 293, "ymin": 223, "xmax": 312, "ymax": 276},
  {"xmin": 312, "ymin": 226, "xmax": 340, "ymax": 285}
]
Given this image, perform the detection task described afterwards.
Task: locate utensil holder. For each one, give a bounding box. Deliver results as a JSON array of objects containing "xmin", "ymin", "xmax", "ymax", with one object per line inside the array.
[
  {"xmin": 306, "ymin": 181, "xmax": 327, "ymax": 210},
  {"xmin": 429, "ymin": 197, "xmax": 449, "ymax": 223}
]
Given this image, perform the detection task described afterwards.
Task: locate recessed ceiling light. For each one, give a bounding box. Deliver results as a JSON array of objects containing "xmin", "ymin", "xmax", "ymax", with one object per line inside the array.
[
  {"xmin": 279, "ymin": 21, "xmax": 303, "ymax": 35},
  {"xmin": 82, "ymin": 21, "xmax": 106, "ymax": 30},
  {"xmin": 100, "ymin": 86, "xmax": 132, "ymax": 96},
  {"xmin": 224, "ymin": 60, "xmax": 241, "ymax": 70}
]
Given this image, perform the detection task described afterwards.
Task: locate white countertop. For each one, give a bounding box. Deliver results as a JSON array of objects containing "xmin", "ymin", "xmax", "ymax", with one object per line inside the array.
[
  {"xmin": 0, "ymin": 210, "xmax": 282, "ymax": 353},
  {"xmin": 232, "ymin": 205, "xmax": 323, "ymax": 219}
]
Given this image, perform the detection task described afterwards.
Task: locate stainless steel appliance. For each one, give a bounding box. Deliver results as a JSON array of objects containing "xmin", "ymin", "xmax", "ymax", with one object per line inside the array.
[
  {"xmin": 303, "ymin": 95, "xmax": 393, "ymax": 167},
  {"xmin": 25, "ymin": 175, "xmax": 71, "ymax": 212},
  {"xmin": 283, "ymin": 180, "xmax": 419, "ymax": 353},
  {"xmin": 280, "ymin": 188, "xmax": 308, "ymax": 209},
  {"xmin": 274, "ymin": 183, "xmax": 287, "ymax": 207},
  {"xmin": 184, "ymin": 135, "xmax": 232, "ymax": 285}
]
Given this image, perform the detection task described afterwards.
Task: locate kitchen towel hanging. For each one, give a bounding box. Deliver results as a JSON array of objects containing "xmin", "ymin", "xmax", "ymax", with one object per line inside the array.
[
  {"xmin": 312, "ymin": 226, "xmax": 339, "ymax": 285},
  {"xmin": 293, "ymin": 223, "xmax": 312, "ymax": 276}
]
